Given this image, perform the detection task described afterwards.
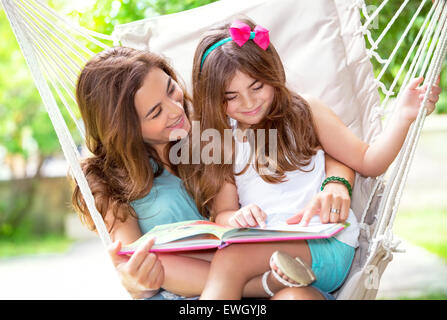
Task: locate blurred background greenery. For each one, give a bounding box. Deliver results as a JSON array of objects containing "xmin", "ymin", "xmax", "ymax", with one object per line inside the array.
[
  {"xmin": 0, "ymin": 0, "xmax": 446, "ymax": 299},
  {"xmin": 0, "ymin": 0, "xmax": 218, "ymax": 256}
]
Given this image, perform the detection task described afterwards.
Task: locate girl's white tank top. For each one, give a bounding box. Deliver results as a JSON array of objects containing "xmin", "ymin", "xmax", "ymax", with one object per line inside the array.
[{"xmin": 233, "ymin": 134, "xmax": 359, "ymax": 248}]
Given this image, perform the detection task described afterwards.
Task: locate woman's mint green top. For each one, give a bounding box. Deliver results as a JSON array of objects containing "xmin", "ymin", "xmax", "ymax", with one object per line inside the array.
[{"xmin": 130, "ymin": 168, "xmax": 205, "ymax": 234}]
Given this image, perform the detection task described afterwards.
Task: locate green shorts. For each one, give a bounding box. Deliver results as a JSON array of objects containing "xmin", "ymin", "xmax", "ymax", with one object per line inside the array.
[{"xmin": 306, "ymin": 237, "xmax": 355, "ymax": 293}]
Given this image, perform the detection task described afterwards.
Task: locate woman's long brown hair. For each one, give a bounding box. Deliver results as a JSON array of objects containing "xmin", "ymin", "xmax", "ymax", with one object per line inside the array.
[
  {"xmin": 183, "ymin": 18, "xmax": 320, "ymax": 220},
  {"xmin": 73, "ymin": 47, "xmax": 192, "ymax": 231}
]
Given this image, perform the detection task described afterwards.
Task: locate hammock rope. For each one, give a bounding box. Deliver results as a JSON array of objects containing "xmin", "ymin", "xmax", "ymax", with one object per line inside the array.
[
  {"xmin": 2, "ymin": 0, "xmax": 446, "ymax": 299},
  {"xmin": 379, "ymin": 2, "xmax": 436, "ymax": 110},
  {"xmin": 376, "ymin": 0, "xmax": 428, "ymax": 83},
  {"xmin": 374, "ymin": 0, "xmax": 447, "ymax": 242},
  {"xmin": 387, "ymin": 8, "xmax": 447, "ymax": 233},
  {"xmin": 372, "ymin": 0, "xmax": 410, "ymax": 51},
  {"xmin": 2, "ymin": 0, "xmax": 112, "ymax": 248}
]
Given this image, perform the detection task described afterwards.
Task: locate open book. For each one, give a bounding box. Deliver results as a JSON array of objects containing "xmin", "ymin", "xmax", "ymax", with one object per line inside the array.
[{"xmin": 119, "ymin": 214, "xmax": 348, "ymax": 254}]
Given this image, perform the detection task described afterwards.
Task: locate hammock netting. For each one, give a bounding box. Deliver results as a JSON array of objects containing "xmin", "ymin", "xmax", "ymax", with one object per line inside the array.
[{"xmin": 2, "ymin": 0, "xmax": 446, "ymax": 299}]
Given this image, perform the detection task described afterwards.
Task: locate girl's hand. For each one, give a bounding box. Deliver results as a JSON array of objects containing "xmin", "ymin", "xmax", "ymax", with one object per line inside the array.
[
  {"xmin": 286, "ymin": 182, "xmax": 350, "ymax": 226},
  {"xmin": 229, "ymin": 204, "xmax": 267, "ymax": 228},
  {"xmin": 398, "ymin": 75, "xmax": 442, "ymax": 123},
  {"xmin": 108, "ymin": 237, "xmax": 164, "ymax": 299}
]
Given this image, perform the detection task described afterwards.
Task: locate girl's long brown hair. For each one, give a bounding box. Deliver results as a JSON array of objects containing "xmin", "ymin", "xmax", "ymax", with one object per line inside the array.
[
  {"xmin": 183, "ymin": 18, "xmax": 320, "ymax": 219},
  {"xmin": 73, "ymin": 47, "xmax": 192, "ymax": 231}
]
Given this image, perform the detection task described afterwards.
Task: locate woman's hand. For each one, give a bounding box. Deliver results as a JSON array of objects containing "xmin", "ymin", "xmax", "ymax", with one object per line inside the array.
[
  {"xmin": 398, "ymin": 75, "xmax": 442, "ymax": 123},
  {"xmin": 286, "ymin": 182, "xmax": 350, "ymax": 226},
  {"xmin": 228, "ymin": 204, "xmax": 267, "ymax": 228},
  {"xmin": 108, "ymin": 237, "xmax": 164, "ymax": 299}
]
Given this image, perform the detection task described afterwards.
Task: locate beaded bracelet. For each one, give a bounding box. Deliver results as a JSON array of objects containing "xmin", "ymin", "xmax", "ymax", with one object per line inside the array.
[{"xmin": 321, "ymin": 176, "xmax": 352, "ymax": 197}]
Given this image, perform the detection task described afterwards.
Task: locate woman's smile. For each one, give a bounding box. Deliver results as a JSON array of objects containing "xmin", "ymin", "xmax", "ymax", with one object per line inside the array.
[{"xmin": 167, "ymin": 115, "xmax": 185, "ymax": 129}]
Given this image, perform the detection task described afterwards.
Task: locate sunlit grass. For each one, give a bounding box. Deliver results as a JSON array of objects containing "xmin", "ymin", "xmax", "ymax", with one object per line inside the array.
[
  {"xmin": 0, "ymin": 234, "xmax": 73, "ymax": 259},
  {"xmin": 397, "ymin": 292, "xmax": 447, "ymax": 300},
  {"xmin": 379, "ymin": 291, "xmax": 447, "ymax": 300},
  {"xmin": 394, "ymin": 207, "xmax": 447, "ymax": 262}
]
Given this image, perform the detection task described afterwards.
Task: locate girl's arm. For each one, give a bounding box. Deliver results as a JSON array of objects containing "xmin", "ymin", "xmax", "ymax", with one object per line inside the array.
[
  {"xmin": 213, "ymin": 182, "xmax": 240, "ymax": 225},
  {"xmin": 214, "ymin": 156, "xmax": 355, "ymax": 227},
  {"xmin": 287, "ymin": 153, "xmax": 354, "ymax": 226},
  {"xmin": 304, "ymin": 76, "xmax": 441, "ymax": 177},
  {"xmin": 325, "ymin": 152, "xmax": 355, "ymax": 188},
  {"xmin": 321, "ymin": 153, "xmax": 354, "ymax": 222},
  {"xmin": 213, "ymin": 182, "xmax": 267, "ymax": 228}
]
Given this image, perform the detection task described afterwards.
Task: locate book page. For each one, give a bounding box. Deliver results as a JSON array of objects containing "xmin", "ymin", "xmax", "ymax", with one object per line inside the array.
[
  {"xmin": 122, "ymin": 220, "xmax": 232, "ymax": 251},
  {"xmin": 153, "ymin": 234, "xmax": 222, "ymax": 250},
  {"xmin": 257, "ymin": 212, "xmax": 337, "ymax": 232}
]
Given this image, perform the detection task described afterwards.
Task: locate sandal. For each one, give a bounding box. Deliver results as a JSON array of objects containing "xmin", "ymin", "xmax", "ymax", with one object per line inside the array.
[{"xmin": 262, "ymin": 251, "xmax": 316, "ymax": 297}]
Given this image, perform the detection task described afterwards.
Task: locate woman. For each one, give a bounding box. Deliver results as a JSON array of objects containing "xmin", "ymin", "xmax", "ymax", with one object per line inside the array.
[{"xmin": 73, "ymin": 46, "xmax": 355, "ymax": 299}]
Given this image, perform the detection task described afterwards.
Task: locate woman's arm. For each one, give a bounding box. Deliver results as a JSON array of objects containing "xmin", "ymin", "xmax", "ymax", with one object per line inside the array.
[
  {"xmin": 106, "ymin": 209, "xmax": 211, "ymax": 298},
  {"xmin": 303, "ymin": 77, "xmax": 441, "ymax": 177},
  {"xmin": 105, "ymin": 211, "xmax": 162, "ymax": 299}
]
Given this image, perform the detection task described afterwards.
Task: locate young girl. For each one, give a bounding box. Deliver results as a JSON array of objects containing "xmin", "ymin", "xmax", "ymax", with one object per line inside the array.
[{"xmin": 186, "ymin": 19, "xmax": 442, "ymax": 299}]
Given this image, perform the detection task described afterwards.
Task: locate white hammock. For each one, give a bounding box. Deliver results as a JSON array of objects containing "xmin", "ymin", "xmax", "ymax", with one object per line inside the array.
[{"xmin": 2, "ymin": 0, "xmax": 446, "ymax": 300}]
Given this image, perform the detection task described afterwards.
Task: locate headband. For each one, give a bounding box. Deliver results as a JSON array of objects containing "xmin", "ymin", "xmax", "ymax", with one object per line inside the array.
[{"xmin": 200, "ymin": 20, "xmax": 270, "ymax": 70}]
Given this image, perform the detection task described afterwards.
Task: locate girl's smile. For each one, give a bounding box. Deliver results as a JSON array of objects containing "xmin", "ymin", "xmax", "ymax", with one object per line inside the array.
[
  {"xmin": 224, "ymin": 70, "xmax": 274, "ymax": 128},
  {"xmin": 242, "ymin": 105, "xmax": 262, "ymax": 116}
]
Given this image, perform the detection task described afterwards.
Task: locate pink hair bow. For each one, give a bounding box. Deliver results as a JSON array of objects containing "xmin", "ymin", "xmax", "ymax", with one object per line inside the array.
[{"xmin": 229, "ymin": 20, "xmax": 270, "ymax": 50}]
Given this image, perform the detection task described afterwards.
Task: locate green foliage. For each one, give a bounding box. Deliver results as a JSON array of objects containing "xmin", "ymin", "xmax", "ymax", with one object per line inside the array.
[
  {"xmin": 379, "ymin": 291, "xmax": 447, "ymax": 300},
  {"xmin": 0, "ymin": 9, "xmax": 45, "ymax": 160},
  {"xmin": 363, "ymin": 1, "xmax": 446, "ymax": 112},
  {"xmin": 0, "ymin": 232, "xmax": 73, "ymax": 258},
  {"xmin": 396, "ymin": 292, "xmax": 447, "ymax": 300},
  {"xmin": 437, "ymin": 91, "xmax": 447, "ymax": 113},
  {"xmin": 0, "ymin": 179, "xmax": 71, "ymax": 269},
  {"xmin": 57, "ymin": 0, "xmax": 218, "ymax": 40}
]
